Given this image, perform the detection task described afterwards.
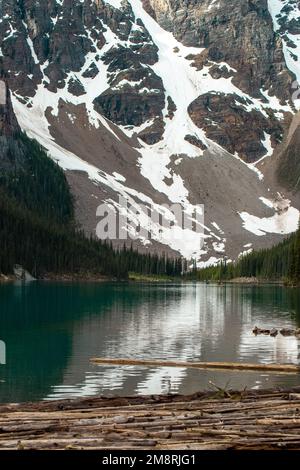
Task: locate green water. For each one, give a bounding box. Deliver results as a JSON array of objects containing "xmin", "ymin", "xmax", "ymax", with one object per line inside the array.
[{"xmin": 0, "ymin": 281, "xmax": 299, "ymax": 403}]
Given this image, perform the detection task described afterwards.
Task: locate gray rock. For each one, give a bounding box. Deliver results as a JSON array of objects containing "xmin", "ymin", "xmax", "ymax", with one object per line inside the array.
[{"xmin": 13, "ymin": 265, "xmax": 36, "ymax": 282}]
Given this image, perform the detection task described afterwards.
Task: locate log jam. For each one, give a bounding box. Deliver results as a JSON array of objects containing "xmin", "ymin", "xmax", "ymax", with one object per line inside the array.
[{"xmin": 0, "ymin": 388, "xmax": 300, "ymax": 450}]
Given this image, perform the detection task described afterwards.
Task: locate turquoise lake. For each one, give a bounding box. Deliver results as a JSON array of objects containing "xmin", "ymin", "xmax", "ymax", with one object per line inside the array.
[{"xmin": 0, "ymin": 282, "xmax": 299, "ymax": 403}]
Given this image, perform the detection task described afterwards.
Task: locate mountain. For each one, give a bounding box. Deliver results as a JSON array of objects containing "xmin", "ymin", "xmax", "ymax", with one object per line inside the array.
[{"xmin": 1, "ymin": 0, "xmax": 300, "ymax": 264}]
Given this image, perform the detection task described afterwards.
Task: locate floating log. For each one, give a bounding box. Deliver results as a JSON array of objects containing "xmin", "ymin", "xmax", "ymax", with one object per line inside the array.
[{"xmin": 90, "ymin": 357, "xmax": 300, "ymax": 373}]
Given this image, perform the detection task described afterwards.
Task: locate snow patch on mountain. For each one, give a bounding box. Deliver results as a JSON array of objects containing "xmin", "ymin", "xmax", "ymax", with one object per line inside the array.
[
  {"xmin": 239, "ymin": 194, "xmax": 299, "ymax": 236},
  {"xmin": 123, "ymin": 0, "xmax": 292, "ymax": 209},
  {"xmin": 12, "ymin": 92, "xmax": 209, "ymax": 260},
  {"xmin": 268, "ymin": 0, "xmax": 300, "ymax": 107},
  {"xmin": 105, "ymin": 0, "xmax": 123, "ymax": 8}
]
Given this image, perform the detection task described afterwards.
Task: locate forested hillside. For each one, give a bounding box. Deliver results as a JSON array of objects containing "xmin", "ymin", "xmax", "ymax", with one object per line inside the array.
[
  {"xmin": 0, "ymin": 133, "xmax": 182, "ymax": 279},
  {"xmin": 195, "ymin": 228, "xmax": 300, "ymax": 284},
  {"xmin": 0, "ymin": 132, "xmax": 74, "ymax": 225}
]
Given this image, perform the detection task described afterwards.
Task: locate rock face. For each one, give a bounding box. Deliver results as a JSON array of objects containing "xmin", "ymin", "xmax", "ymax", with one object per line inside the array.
[
  {"xmin": 13, "ymin": 264, "xmax": 35, "ymax": 282},
  {"xmin": 93, "ymin": 43, "xmax": 165, "ymax": 128},
  {"xmin": 188, "ymin": 92, "xmax": 283, "ymax": 163},
  {"xmin": 142, "ymin": 0, "xmax": 294, "ymax": 162},
  {"xmin": 144, "ymin": 0, "xmax": 293, "ymax": 98},
  {"xmin": 0, "ymin": 0, "xmax": 294, "ymax": 153},
  {"xmin": 0, "ymin": 0, "xmax": 300, "ymax": 262},
  {"xmin": 0, "ymin": 0, "xmax": 294, "ymax": 161}
]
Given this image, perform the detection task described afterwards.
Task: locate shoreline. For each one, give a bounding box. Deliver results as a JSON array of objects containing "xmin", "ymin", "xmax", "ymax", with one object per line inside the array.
[
  {"xmin": 0, "ymin": 273, "xmax": 294, "ymax": 286},
  {"xmin": 0, "ymin": 272, "xmax": 115, "ymax": 284},
  {"xmin": 0, "ymin": 274, "xmax": 16, "ymax": 283},
  {"xmin": 223, "ymin": 277, "xmax": 284, "ymax": 285},
  {"xmin": 0, "ymin": 387, "xmax": 299, "ymax": 450}
]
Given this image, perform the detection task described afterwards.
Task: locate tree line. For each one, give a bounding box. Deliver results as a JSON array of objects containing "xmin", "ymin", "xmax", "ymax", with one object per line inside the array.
[
  {"xmin": 0, "ymin": 132, "xmax": 182, "ymax": 279},
  {"xmin": 193, "ymin": 228, "xmax": 300, "ymax": 283}
]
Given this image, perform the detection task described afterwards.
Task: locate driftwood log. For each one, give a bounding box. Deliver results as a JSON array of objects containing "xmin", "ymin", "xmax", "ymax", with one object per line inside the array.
[
  {"xmin": 90, "ymin": 357, "xmax": 300, "ymax": 373},
  {"xmin": 0, "ymin": 388, "xmax": 300, "ymax": 450}
]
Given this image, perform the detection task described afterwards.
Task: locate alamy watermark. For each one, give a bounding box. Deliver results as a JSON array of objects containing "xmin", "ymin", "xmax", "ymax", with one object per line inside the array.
[
  {"xmin": 291, "ymin": 80, "xmax": 300, "ymax": 103},
  {"xmin": 0, "ymin": 80, "xmax": 6, "ymax": 106},
  {"xmin": 0, "ymin": 341, "xmax": 6, "ymax": 365},
  {"xmin": 95, "ymin": 196, "xmax": 204, "ymax": 246}
]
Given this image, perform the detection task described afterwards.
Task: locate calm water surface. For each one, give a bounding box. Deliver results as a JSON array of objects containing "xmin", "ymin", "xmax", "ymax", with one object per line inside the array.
[{"xmin": 0, "ymin": 282, "xmax": 299, "ymax": 403}]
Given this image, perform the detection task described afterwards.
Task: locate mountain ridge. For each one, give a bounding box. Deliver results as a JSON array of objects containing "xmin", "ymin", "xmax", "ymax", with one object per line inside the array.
[{"xmin": 1, "ymin": 0, "xmax": 300, "ymax": 264}]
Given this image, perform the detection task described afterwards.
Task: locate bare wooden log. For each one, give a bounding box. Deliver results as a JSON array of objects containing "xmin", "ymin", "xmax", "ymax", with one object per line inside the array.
[
  {"xmin": 289, "ymin": 393, "xmax": 300, "ymax": 400},
  {"xmin": 90, "ymin": 357, "xmax": 300, "ymax": 373}
]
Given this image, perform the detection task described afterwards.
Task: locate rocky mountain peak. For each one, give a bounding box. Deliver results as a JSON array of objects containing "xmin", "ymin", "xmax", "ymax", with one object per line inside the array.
[{"xmin": 1, "ymin": 0, "xmax": 300, "ymax": 263}]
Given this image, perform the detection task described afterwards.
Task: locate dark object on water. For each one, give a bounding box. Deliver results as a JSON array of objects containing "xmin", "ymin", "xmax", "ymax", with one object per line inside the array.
[
  {"xmin": 253, "ymin": 326, "xmax": 270, "ymax": 335},
  {"xmin": 253, "ymin": 326, "xmax": 299, "ymax": 338},
  {"xmin": 280, "ymin": 328, "xmax": 296, "ymax": 337}
]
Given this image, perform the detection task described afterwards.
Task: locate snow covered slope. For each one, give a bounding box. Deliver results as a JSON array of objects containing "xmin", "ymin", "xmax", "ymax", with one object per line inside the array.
[
  {"xmin": 1, "ymin": 0, "xmax": 300, "ymax": 263},
  {"xmin": 268, "ymin": 0, "xmax": 300, "ymax": 87}
]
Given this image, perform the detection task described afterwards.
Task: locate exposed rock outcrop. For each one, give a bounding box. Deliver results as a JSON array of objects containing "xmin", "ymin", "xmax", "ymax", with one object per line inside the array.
[
  {"xmin": 188, "ymin": 92, "xmax": 283, "ymax": 163},
  {"xmin": 144, "ymin": 0, "xmax": 293, "ymax": 100},
  {"xmin": 0, "ymin": 0, "xmax": 294, "ymax": 162},
  {"xmin": 13, "ymin": 264, "xmax": 35, "ymax": 282}
]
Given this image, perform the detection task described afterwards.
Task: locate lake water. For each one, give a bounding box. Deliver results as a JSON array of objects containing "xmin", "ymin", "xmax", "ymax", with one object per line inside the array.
[{"xmin": 0, "ymin": 282, "xmax": 299, "ymax": 403}]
